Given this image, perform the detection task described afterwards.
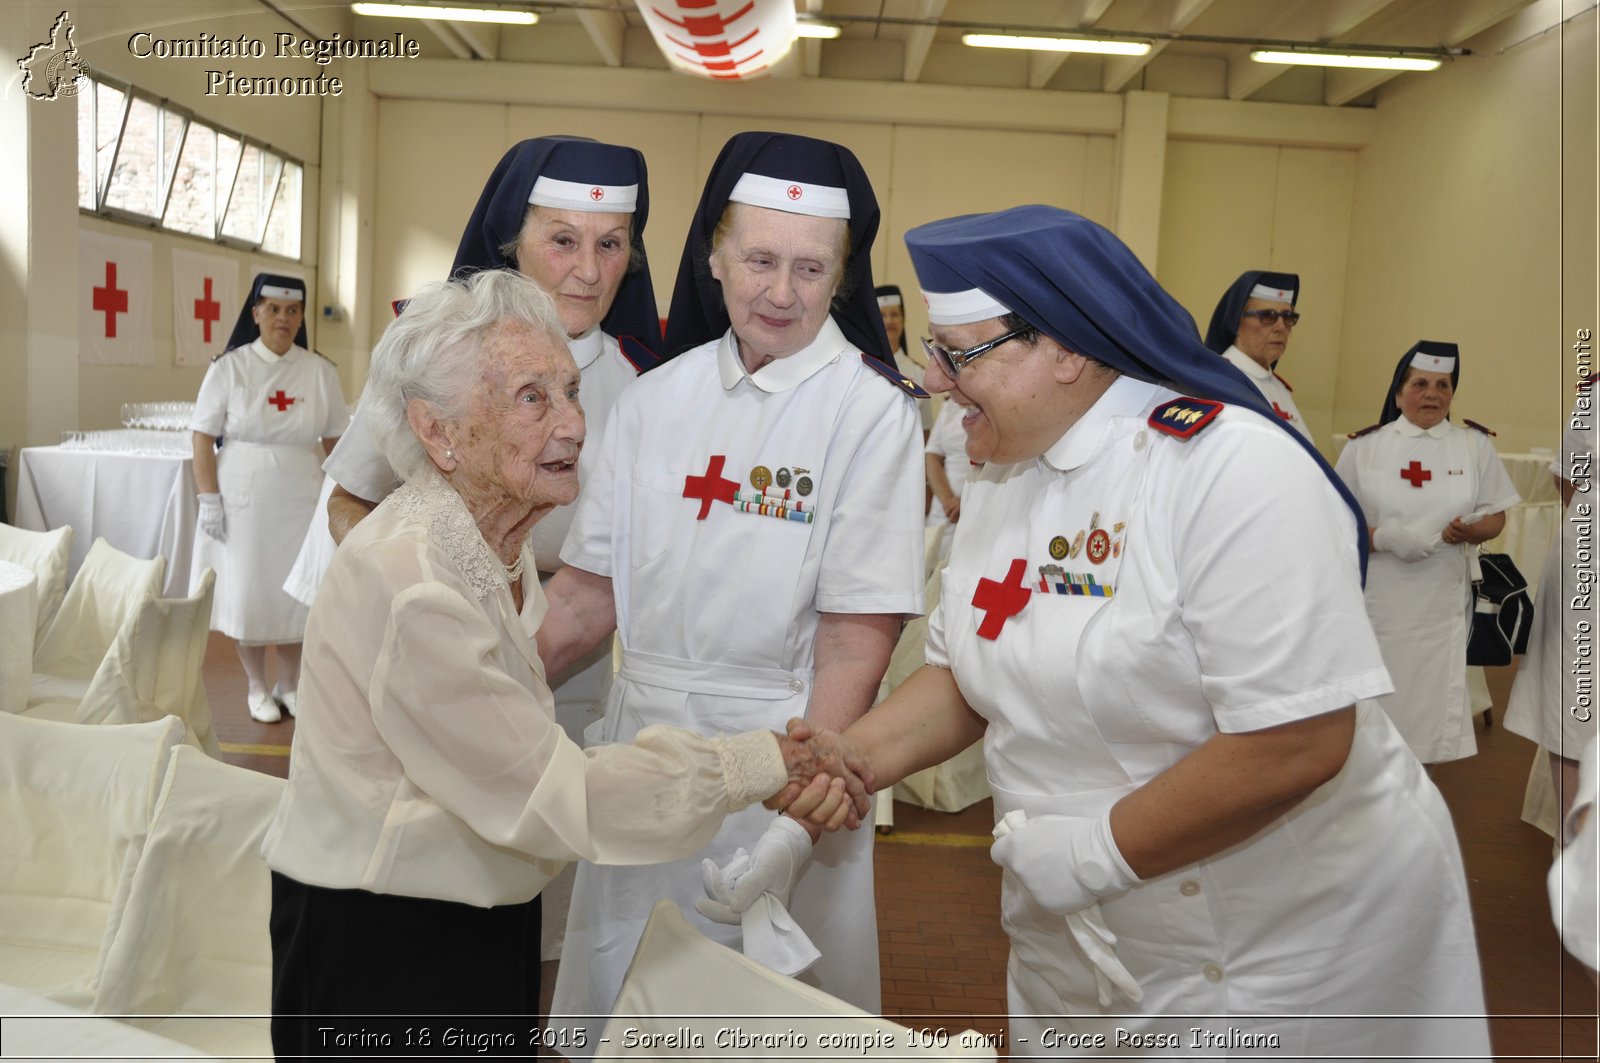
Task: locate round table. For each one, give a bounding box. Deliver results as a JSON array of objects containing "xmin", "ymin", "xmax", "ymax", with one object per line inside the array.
[{"xmin": 0, "ymin": 560, "xmax": 38, "ymax": 715}]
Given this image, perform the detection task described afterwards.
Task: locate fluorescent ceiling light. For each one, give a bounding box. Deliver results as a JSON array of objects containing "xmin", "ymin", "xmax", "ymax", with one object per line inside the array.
[
  {"xmin": 795, "ymin": 24, "xmax": 842, "ymax": 40},
  {"xmin": 1250, "ymin": 49, "xmax": 1440, "ymax": 71},
  {"xmin": 963, "ymin": 33, "xmax": 1150, "ymax": 56},
  {"xmin": 351, "ymin": 3, "xmax": 538, "ymax": 25}
]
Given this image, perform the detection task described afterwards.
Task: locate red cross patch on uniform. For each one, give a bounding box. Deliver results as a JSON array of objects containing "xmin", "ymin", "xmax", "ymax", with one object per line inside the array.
[{"xmin": 1148, "ymin": 397, "xmax": 1223, "ymax": 440}]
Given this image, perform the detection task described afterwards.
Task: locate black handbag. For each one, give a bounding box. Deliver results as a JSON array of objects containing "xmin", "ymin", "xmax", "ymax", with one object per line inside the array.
[{"xmin": 1466, "ymin": 550, "xmax": 1532, "ymax": 667}]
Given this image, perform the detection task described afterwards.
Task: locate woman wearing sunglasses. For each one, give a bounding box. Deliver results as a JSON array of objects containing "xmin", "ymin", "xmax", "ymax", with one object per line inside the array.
[
  {"xmin": 1203, "ymin": 269, "xmax": 1312, "ymax": 442},
  {"xmin": 761, "ymin": 206, "xmax": 1489, "ymax": 1059}
]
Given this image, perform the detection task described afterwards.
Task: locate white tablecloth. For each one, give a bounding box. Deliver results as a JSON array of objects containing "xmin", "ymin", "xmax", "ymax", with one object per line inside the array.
[
  {"xmin": 0, "ymin": 981, "xmax": 223, "ymax": 1060},
  {"xmin": 13, "ymin": 447, "xmax": 196, "ymax": 599},
  {"xmin": 0, "ymin": 561, "xmax": 36, "ymax": 716}
]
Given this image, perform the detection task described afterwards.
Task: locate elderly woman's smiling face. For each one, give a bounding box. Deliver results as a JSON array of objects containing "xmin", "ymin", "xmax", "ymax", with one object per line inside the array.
[
  {"xmin": 710, "ymin": 203, "xmax": 848, "ymax": 370},
  {"xmin": 450, "ymin": 320, "xmax": 585, "ymax": 510}
]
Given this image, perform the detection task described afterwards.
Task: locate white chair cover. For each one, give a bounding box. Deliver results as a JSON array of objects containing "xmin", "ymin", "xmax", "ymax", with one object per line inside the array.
[
  {"xmin": 0, "ymin": 523, "xmax": 74, "ymax": 640},
  {"xmin": 93, "ymin": 745, "xmax": 281, "ymax": 1058},
  {"xmin": 596, "ymin": 901, "xmax": 995, "ymax": 1060},
  {"xmin": 29, "ymin": 570, "xmax": 221, "ymax": 756},
  {"xmin": 0, "ymin": 714, "xmax": 186, "ymax": 1006},
  {"xmin": 878, "ymin": 564, "xmax": 991, "ymax": 814},
  {"xmin": 30, "ymin": 538, "xmax": 165, "ymax": 709}
]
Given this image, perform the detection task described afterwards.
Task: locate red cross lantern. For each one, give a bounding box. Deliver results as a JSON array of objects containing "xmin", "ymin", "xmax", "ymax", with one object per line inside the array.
[
  {"xmin": 682, "ymin": 454, "xmax": 739, "ymax": 519},
  {"xmin": 1400, "ymin": 461, "xmax": 1432, "ymax": 488},
  {"xmin": 92, "ymin": 261, "xmax": 129, "ymax": 338},
  {"xmin": 634, "ymin": 0, "xmax": 799, "ymax": 81},
  {"xmin": 972, "ymin": 558, "xmax": 1032, "ymax": 640},
  {"xmin": 267, "ymin": 390, "xmax": 296, "ymax": 412},
  {"xmin": 193, "ymin": 277, "xmax": 222, "ymax": 343}
]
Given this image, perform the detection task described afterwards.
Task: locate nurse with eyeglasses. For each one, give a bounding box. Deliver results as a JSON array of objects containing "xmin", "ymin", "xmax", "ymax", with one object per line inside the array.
[{"xmin": 1202, "ymin": 269, "xmax": 1313, "ymax": 441}]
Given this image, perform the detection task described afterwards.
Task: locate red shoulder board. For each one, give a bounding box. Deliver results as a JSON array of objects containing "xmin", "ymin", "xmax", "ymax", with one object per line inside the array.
[
  {"xmin": 1272, "ymin": 371, "xmax": 1294, "ymax": 392},
  {"xmin": 1463, "ymin": 418, "xmax": 1496, "ymax": 436},
  {"xmin": 1346, "ymin": 423, "xmax": 1381, "ymax": 440},
  {"xmin": 861, "ymin": 353, "xmax": 930, "ymax": 399},
  {"xmin": 615, "ymin": 335, "xmax": 662, "ymax": 374},
  {"xmin": 390, "ymin": 298, "xmax": 408, "ymax": 317},
  {"xmin": 1148, "ymin": 397, "xmax": 1223, "ymax": 440}
]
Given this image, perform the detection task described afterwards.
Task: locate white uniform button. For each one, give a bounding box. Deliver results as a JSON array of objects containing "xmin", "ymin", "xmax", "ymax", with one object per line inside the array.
[
  {"xmin": 788, "ymin": 678, "xmax": 806, "ymax": 694},
  {"xmin": 1202, "ymin": 963, "xmax": 1224, "ymax": 983},
  {"xmin": 1133, "ymin": 430, "xmax": 1148, "ymax": 452},
  {"xmin": 1179, "ymin": 880, "xmax": 1201, "ymax": 897}
]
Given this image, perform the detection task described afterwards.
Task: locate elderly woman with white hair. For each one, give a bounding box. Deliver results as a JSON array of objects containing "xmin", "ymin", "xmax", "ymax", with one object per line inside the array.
[{"xmin": 261, "ymin": 269, "xmax": 861, "ymax": 1057}]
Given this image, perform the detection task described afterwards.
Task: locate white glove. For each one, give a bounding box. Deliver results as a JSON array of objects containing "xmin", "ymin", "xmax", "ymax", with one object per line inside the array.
[
  {"xmin": 696, "ymin": 816, "xmax": 820, "ymax": 977},
  {"xmin": 990, "ymin": 808, "xmax": 1138, "ymax": 917},
  {"xmin": 993, "ymin": 810, "xmax": 1143, "ymax": 1009},
  {"xmin": 697, "ymin": 815, "xmax": 813, "ymax": 923},
  {"xmin": 197, "ymin": 492, "xmax": 227, "ymax": 542},
  {"xmin": 1373, "ymin": 523, "xmax": 1441, "ymax": 562}
]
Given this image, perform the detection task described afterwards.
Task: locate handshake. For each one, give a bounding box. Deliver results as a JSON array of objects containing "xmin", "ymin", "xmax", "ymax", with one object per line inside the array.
[{"xmin": 768, "ymin": 718, "xmax": 875, "ymax": 834}]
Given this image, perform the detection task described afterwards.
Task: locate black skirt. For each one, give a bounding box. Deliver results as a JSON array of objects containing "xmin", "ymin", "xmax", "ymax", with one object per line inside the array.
[{"xmin": 270, "ymin": 871, "xmax": 542, "ymax": 1059}]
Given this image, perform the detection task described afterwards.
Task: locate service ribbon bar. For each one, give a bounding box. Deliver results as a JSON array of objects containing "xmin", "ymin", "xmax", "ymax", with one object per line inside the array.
[{"xmin": 734, "ymin": 499, "xmax": 813, "ymax": 524}]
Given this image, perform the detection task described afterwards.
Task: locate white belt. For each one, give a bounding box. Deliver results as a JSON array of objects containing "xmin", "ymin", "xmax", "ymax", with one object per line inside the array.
[
  {"xmin": 987, "ymin": 778, "xmax": 1136, "ymax": 821},
  {"xmin": 619, "ymin": 649, "xmax": 812, "ymax": 701}
]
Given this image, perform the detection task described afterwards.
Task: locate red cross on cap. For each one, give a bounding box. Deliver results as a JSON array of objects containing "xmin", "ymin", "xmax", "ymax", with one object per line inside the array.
[
  {"xmin": 787, "ymin": 184, "xmax": 803, "ymax": 200},
  {"xmin": 590, "ymin": 186, "xmax": 605, "ymax": 201}
]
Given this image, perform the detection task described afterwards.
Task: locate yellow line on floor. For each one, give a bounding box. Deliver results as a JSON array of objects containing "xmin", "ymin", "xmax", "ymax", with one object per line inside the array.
[
  {"xmin": 219, "ymin": 741, "xmax": 292, "ymax": 757},
  {"xmin": 877, "ymin": 830, "xmax": 992, "ymax": 848}
]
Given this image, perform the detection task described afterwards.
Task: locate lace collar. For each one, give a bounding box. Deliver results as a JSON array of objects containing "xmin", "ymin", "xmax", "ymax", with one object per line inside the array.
[{"xmin": 387, "ymin": 468, "xmax": 532, "ymax": 600}]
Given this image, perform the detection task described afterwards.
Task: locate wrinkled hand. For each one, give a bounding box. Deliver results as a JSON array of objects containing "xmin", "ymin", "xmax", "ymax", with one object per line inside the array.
[
  {"xmin": 1373, "ymin": 523, "xmax": 1440, "ymax": 562},
  {"xmin": 990, "ymin": 809, "xmax": 1138, "ymax": 918},
  {"xmin": 941, "ymin": 495, "xmax": 961, "ymax": 523},
  {"xmin": 695, "ymin": 816, "xmax": 813, "ymax": 925},
  {"xmin": 197, "ymin": 492, "xmax": 227, "ymax": 542},
  {"xmin": 768, "ymin": 719, "xmax": 874, "ymax": 828}
]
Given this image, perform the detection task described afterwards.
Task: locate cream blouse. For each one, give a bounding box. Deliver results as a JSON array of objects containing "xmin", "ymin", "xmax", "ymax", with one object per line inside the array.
[{"xmin": 261, "ymin": 469, "xmax": 787, "ymax": 907}]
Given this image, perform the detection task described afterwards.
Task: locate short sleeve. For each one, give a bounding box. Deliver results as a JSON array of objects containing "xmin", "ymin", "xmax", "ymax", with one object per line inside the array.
[
  {"xmin": 316, "ymin": 360, "xmax": 350, "ymax": 439},
  {"xmin": 323, "ymin": 404, "xmax": 401, "ymax": 504},
  {"xmin": 1171, "ymin": 421, "xmax": 1392, "ymax": 732},
  {"xmin": 1471, "ymin": 435, "xmax": 1521, "ymax": 515},
  {"xmin": 190, "ymin": 359, "xmax": 230, "ymax": 436},
  {"xmin": 815, "ymin": 386, "xmax": 925, "ymax": 617}
]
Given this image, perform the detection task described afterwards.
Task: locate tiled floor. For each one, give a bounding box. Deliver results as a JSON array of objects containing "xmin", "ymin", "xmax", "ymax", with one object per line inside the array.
[{"xmin": 209, "ymin": 636, "xmax": 1597, "ymax": 1058}]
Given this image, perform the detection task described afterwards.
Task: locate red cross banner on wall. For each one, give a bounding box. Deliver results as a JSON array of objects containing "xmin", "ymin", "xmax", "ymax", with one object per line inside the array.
[
  {"xmin": 78, "ymin": 230, "xmax": 153, "ymax": 366},
  {"xmin": 171, "ymin": 249, "xmax": 239, "ymax": 367},
  {"xmin": 633, "ymin": 0, "xmax": 798, "ymax": 80}
]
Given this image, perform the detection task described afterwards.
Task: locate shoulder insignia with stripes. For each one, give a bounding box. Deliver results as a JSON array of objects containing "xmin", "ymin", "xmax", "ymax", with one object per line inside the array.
[
  {"xmin": 1272, "ymin": 371, "xmax": 1294, "ymax": 392},
  {"xmin": 1346, "ymin": 423, "xmax": 1381, "ymax": 440},
  {"xmin": 616, "ymin": 334, "xmax": 662, "ymax": 374},
  {"xmin": 1463, "ymin": 418, "xmax": 1496, "ymax": 436},
  {"xmin": 860, "ymin": 353, "xmax": 930, "ymax": 398},
  {"xmin": 1148, "ymin": 396, "xmax": 1223, "ymax": 440}
]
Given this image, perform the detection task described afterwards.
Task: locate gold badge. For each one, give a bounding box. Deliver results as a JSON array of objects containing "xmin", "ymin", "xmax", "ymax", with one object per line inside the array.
[
  {"xmin": 1048, "ymin": 535, "xmax": 1069, "ymax": 560},
  {"xmin": 750, "ymin": 465, "xmax": 773, "ymax": 491}
]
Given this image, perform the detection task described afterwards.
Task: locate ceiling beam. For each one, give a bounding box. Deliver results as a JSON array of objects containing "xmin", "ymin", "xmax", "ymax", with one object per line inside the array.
[
  {"xmin": 449, "ymin": 21, "xmax": 497, "ymax": 61},
  {"xmin": 902, "ymin": 0, "xmax": 947, "ymax": 83},
  {"xmin": 1027, "ymin": 0, "xmax": 1112, "ymax": 89},
  {"xmin": 1102, "ymin": 0, "xmax": 1218, "ymax": 93},
  {"xmin": 423, "ymin": 20, "xmax": 472, "ymax": 60},
  {"xmin": 576, "ymin": 8, "xmax": 627, "ymax": 67},
  {"xmin": 1324, "ymin": 0, "xmax": 1536, "ymax": 105},
  {"xmin": 1226, "ymin": 0, "xmax": 1400, "ymax": 101}
]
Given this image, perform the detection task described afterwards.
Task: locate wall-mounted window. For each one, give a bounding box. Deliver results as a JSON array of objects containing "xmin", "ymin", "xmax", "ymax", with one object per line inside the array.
[{"xmin": 77, "ymin": 73, "xmax": 302, "ymax": 259}]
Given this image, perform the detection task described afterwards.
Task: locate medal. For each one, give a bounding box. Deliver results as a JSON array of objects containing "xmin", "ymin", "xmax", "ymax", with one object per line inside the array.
[
  {"xmin": 1048, "ymin": 535, "xmax": 1070, "ymax": 560},
  {"xmin": 796, "ymin": 475, "xmax": 814, "ymax": 497},
  {"xmin": 775, "ymin": 467, "xmax": 792, "ymax": 488},
  {"xmin": 1085, "ymin": 528, "xmax": 1111, "ymax": 564},
  {"xmin": 1068, "ymin": 530, "xmax": 1086, "ymax": 559},
  {"xmin": 750, "ymin": 465, "xmax": 773, "ymax": 491}
]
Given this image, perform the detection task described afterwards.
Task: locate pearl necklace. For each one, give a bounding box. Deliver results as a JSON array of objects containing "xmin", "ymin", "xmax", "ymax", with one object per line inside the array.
[{"xmin": 503, "ymin": 553, "xmax": 527, "ymax": 583}]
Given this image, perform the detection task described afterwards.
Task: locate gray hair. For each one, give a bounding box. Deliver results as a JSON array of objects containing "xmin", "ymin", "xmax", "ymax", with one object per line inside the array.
[{"xmin": 363, "ymin": 269, "xmax": 567, "ymax": 480}]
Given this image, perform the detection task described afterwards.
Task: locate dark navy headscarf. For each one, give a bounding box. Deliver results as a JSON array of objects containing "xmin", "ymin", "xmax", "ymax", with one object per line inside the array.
[
  {"xmin": 662, "ymin": 131, "xmax": 890, "ymax": 363},
  {"xmin": 451, "ymin": 135, "xmax": 659, "ymax": 358},
  {"xmin": 905, "ymin": 205, "xmax": 1368, "ymax": 574},
  {"xmin": 224, "ymin": 273, "xmax": 308, "ymax": 352},
  {"xmin": 1203, "ymin": 270, "xmax": 1300, "ymax": 355},
  {"xmin": 1379, "ymin": 340, "xmax": 1460, "ymax": 426}
]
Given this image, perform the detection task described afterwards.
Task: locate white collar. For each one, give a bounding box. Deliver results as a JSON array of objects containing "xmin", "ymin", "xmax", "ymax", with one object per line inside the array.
[
  {"xmin": 717, "ymin": 316, "xmax": 850, "ymax": 394},
  {"xmin": 1222, "ymin": 345, "xmax": 1272, "ymax": 381},
  {"xmin": 1042, "ymin": 375, "xmax": 1162, "ymax": 473},
  {"xmin": 386, "ymin": 467, "xmax": 536, "ymax": 603},
  {"xmin": 1394, "ymin": 415, "xmax": 1453, "ymax": 439},
  {"xmin": 250, "ymin": 338, "xmax": 302, "ymax": 365},
  {"xmin": 567, "ymin": 327, "xmax": 605, "ymax": 370}
]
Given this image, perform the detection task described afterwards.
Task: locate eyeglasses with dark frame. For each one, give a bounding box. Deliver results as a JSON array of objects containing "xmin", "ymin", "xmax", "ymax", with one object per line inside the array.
[
  {"xmin": 921, "ymin": 326, "xmax": 1032, "ymax": 379},
  {"xmin": 1240, "ymin": 309, "xmax": 1301, "ymax": 327}
]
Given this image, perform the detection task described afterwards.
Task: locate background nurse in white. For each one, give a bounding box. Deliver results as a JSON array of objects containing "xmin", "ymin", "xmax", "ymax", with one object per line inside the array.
[{"xmin": 1201, "ymin": 269, "xmax": 1312, "ymax": 442}]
